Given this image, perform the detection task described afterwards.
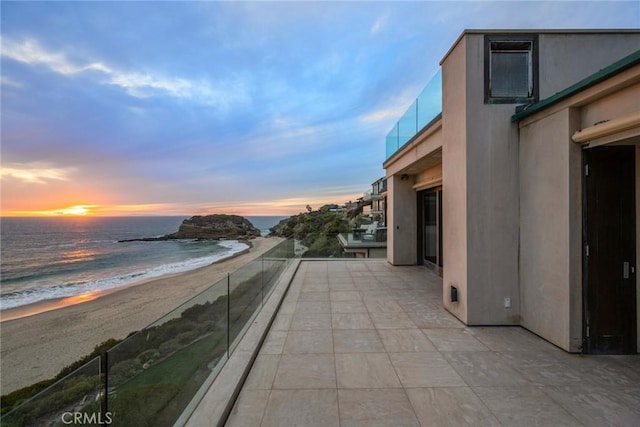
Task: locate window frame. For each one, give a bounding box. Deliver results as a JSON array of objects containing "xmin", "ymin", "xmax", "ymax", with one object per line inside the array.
[{"xmin": 484, "ymin": 34, "xmax": 539, "ymax": 104}]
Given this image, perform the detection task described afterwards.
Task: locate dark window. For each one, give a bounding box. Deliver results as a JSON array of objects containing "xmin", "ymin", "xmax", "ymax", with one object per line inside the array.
[{"xmin": 485, "ymin": 35, "xmax": 538, "ymax": 104}]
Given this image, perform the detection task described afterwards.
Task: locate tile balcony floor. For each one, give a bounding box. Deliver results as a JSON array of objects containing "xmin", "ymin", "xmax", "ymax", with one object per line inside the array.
[{"xmin": 225, "ymin": 260, "xmax": 640, "ymax": 427}]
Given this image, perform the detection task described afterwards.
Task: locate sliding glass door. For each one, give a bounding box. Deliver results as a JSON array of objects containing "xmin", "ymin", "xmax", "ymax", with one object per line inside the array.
[{"xmin": 418, "ymin": 187, "xmax": 443, "ymax": 268}]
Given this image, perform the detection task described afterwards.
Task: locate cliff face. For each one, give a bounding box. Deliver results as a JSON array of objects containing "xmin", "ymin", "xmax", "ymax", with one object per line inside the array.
[{"xmin": 169, "ymin": 215, "xmax": 261, "ymax": 240}]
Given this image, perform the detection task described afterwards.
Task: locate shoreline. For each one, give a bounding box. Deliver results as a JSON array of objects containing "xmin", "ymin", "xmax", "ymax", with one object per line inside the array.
[
  {"xmin": 0, "ymin": 243, "xmax": 253, "ymax": 323},
  {"xmin": 0, "ymin": 236, "xmax": 283, "ymax": 395}
]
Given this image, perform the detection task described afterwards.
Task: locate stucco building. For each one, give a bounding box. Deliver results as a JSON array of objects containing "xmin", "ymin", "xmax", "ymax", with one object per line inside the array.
[{"xmin": 383, "ymin": 30, "xmax": 640, "ymax": 354}]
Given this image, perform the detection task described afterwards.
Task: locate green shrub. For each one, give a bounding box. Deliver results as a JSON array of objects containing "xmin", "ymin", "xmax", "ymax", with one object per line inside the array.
[
  {"xmin": 0, "ymin": 379, "xmax": 55, "ymax": 416},
  {"xmin": 137, "ymin": 349, "xmax": 160, "ymax": 365},
  {"xmin": 175, "ymin": 330, "xmax": 199, "ymax": 345},
  {"xmin": 110, "ymin": 359, "xmax": 143, "ymax": 384},
  {"xmin": 58, "ymin": 338, "xmax": 121, "ymax": 380},
  {"xmin": 109, "ymin": 383, "xmax": 182, "ymax": 427},
  {"xmin": 158, "ymin": 338, "xmax": 182, "ymax": 357},
  {"xmin": 2, "ymin": 375, "xmax": 101, "ymax": 426}
]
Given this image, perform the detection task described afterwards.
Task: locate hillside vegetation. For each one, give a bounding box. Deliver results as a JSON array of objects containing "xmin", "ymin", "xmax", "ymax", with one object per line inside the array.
[{"xmin": 268, "ymin": 205, "xmax": 353, "ymax": 257}]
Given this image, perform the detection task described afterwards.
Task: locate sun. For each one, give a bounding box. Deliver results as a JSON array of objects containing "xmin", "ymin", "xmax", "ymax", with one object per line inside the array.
[
  {"xmin": 0, "ymin": 204, "xmax": 100, "ymax": 217},
  {"xmin": 56, "ymin": 205, "xmax": 94, "ymax": 216}
]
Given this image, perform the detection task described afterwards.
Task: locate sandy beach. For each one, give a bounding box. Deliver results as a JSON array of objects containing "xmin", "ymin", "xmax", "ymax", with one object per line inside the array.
[{"xmin": 0, "ymin": 236, "xmax": 283, "ymax": 395}]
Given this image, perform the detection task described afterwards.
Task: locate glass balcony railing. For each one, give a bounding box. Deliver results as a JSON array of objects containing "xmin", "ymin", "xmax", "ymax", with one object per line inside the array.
[
  {"xmin": 1, "ymin": 238, "xmax": 296, "ymax": 427},
  {"xmin": 105, "ymin": 280, "xmax": 230, "ymax": 427},
  {"xmin": 1, "ymin": 357, "xmax": 103, "ymax": 427},
  {"xmin": 339, "ymin": 228, "xmax": 387, "ymax": 245},
  {"xmin": 386, "ymin": 69, "xmax": 442, "ymax": 160}
]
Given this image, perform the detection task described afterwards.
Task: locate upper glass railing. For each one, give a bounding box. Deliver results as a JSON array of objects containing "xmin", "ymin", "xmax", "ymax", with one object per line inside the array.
[{"xmin": 385, "ymin": 69, "xmax": 442, "ymax": 160}]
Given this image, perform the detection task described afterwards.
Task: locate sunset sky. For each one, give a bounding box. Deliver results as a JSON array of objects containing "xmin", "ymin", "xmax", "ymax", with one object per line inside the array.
[{"xmin": 2, "ymin": 1, "xmax": 638, "ymax": 216}]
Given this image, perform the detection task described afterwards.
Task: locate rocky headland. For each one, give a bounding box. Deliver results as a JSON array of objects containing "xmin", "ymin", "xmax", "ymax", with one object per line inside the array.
[{"xmin": 119, "ymin": 214, "xmax": 261, "ymax": 242}]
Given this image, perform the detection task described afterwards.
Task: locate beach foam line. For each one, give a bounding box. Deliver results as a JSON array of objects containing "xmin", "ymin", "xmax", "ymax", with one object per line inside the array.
[{"xmin": 0, "ymin": 240, "xmax": 250, "ymax": 312}]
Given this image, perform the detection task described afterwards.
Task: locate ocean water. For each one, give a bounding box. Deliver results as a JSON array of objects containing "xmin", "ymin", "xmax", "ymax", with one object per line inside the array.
[
  {"xmin": 0, "ymin": 216, "xmax": 286, "ymax": 311},
  {"xmin": 246, "ymin": 215, "xmax": 288, "ymax": 236}
]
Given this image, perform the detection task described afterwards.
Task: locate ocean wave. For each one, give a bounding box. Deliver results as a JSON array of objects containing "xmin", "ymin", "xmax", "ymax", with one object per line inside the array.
[{"xmin": 0, "ymin": 240, "xmax": 250, "ymax": 311}]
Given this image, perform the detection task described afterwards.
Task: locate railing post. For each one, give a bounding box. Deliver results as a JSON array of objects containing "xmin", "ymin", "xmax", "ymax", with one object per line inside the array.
[
  {"xmin": 226, "ymin": 272, "xmax": 230, "ymax": 358},
  {"xmin": 261, "ymin": 255, "xmax": 265, "ymax": 306},
  {"xmin": 103, "ymin": 351, "xmax": 109, "ymax": 417}
]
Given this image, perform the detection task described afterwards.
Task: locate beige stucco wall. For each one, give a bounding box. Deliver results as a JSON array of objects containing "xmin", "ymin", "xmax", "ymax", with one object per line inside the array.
[
  {"xmin": 518, "ymin": 108, "xmax": 583, "ymax": 351},
  {"xmin": 441, "ymin": 36, "xmax": 468, "ymax": 323},
  {"xmin": 458, "ymin": 34, "xmax": 521, "ymax": 325},
  {"xmin": 538, "ymin": 33, "xmax": 640, "ymax": 99},
  {"xmin": 386, "ymin": 174, "xmax": 417, "ymax": 265},
  {"xmin": 568, "ymin": 109, "xmax": 584, "ymax": 353}
]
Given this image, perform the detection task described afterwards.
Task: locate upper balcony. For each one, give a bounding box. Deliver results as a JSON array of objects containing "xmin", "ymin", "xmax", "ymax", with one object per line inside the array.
[
  {"xmin": 362, "ymin": 189, "xmax": 384, "ymax": 203},
  {"xmin": 385, "ymin": 69, "xmax": 442, "ymax": 161}
]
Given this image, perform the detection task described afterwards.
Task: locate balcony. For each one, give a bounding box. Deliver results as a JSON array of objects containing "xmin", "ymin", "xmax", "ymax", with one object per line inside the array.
[
  {"xmin": 6, "ymin": 247, "xmax": 639, "ymax": 426},
  {"xmin": 337, "ymin": 226, "xmax": 387, "ymax": 258},
  {"xmin": 222, "ymin": 260, "xmax": 640, "ymax": 426},
  {"xmin": 362, "ymin": 190, "xmax": 384, "ymax": 204},
  {"xmin": 386, "ymin": 69, "xmax": 442, "ymax": 160},
  {"xmin": 338, "ymin": 228, "xmax": 387, "ymax": 258}
]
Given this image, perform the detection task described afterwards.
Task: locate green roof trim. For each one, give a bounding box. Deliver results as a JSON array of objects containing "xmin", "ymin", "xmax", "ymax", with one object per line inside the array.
[{"xmin": 512, "ymin": 49, "xmax": 640, "ymax": 122}]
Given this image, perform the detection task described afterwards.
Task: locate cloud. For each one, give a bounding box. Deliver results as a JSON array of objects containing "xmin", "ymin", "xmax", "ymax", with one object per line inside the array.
[
  {"xmin": 370, "ymin": 15, "xmax": 386, "ymax": 35},
  {"xmin": 1, "ymin": 75, "xmax": 23, "ymax": 87},
  {"xmin": 104, "ymin": 70, "xmax": 250, "ymax": 110},
  {"xmin": 360, "ymin": 107, "xmax": 408, "ymax": 124},
  {"xmin": 359, "ymin": 85, "xmax": 422, "ymax": 125},
  {"xmin": 187, "ymin": 189, "xmax": 368, "ymax": 216},
  {"xmin": 2, "ymin": 38, "xmax": 90, "ymax": 75},
  {"xmin": 241, "ymin": 115, "xmax": 336, "ymax": 160},
  {"xmin": 1, "ymin": 37, "xmax": 249, "ymax": 110},
  {"xmin": 0, "ymin": 162, "xmax": 74, "ymax": 184}
]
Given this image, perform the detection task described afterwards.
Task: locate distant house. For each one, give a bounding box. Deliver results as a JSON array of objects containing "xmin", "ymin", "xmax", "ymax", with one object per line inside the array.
[
  {"xmin": 384, "ymin": 29, "xmax": 639, "ymax": 354},
  {"xmin": 343, "ymin": 201, "xmax": 360, "ymax": 211},
  {"xmin": 361, "ymin": 177, "xmax": 387, "ymax": 226},
  {"xmin": 338, "ymin": 177, "xmax": 388, "ymax": 258},
  {"xmin": 370, "ymin": 177, "xmax": 387, "ymax": 226}
]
